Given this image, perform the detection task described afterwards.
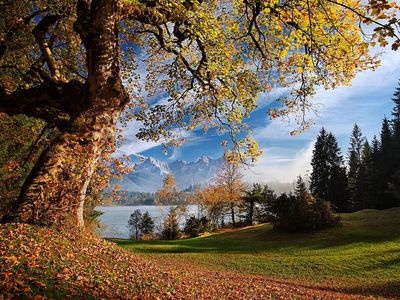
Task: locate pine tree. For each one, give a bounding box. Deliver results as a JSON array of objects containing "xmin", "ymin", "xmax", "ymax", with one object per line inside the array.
[
  {"xmin": 255, "ymin": 185, "xmax": 277, "ymax": 223},
  {"xmin": 369, "ymin": 135, "xmax": 381, "ymax": 208},
  {"xmin": 347, "ymin": 124, "xmax": 365, "ymax": 210},
  {"xmin": 391, "ymin": 82, "xmax": 400, "ymax": 180},
  {"xmin": 390, "ymin": 81, "xmax": 400, "ymax": 200},
  {"xmin": 295, "ymin": 176, "xmax": 307, "ymax": 198},
  {"xmin": 326, "ymin": 133, "xmax": 349, "ymax": 212},
  {"xmin": 388, "ymin": 171, "xmax": 400, "ymax": 206},
  {"xmin": 241, "ymin": 183, "xmax": 264, "ymax": 225},
  {"xmin": 355, "ymin": 141, "xmax": 373, "ymax": 209},
  {"xmin": 310, "ymin": 128, "xmax": 330, "ymax": 201},
  {"xmin": 380, "ymin": 118, "xmax": 393, "ymax": 162},
  {"xmin": 310, "ymin": 129, "xmax": 348, "ymax": 212},
  {"xmin": 392, "ymin": 80, "xmax": 400, "ymax": 122},
  {"xmin": 139, "ymin": 211, "xmax": 155, "ymax": 237},
  {"xmin": 376, "ymin": 118, "xmax": 396, "ymax": 209}
]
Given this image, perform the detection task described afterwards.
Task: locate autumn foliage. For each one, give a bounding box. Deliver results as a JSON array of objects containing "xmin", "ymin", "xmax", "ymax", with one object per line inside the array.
[{"xmin": 0, "ymin": 223, "xmax": 378, "ymax": 299}]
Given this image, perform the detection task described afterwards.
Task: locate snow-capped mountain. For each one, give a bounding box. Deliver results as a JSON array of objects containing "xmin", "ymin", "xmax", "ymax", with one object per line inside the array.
[{"xmin": 116, "ymin": 156, "xmax": 224, "ymax": 192}]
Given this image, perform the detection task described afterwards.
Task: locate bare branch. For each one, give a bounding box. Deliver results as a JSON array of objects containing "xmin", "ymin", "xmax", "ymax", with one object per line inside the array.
[{"xmin": 32, "ymin": 14, "xmax": 64, "ymax": 81}]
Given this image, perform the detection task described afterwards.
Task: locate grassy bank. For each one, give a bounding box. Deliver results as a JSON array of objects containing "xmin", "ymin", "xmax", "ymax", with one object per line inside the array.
[{"xmin": 115, "ymin": 208, "xmax": 400, "ymax": 298}]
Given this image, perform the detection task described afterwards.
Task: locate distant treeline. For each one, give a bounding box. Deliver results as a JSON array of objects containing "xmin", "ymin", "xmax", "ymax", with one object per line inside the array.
[
  {"xmin": 108, "ymin": 191, "xmax": 156, "ymax": 206},
  {"xmin": 108, "ymin": 184, "xmax": 201, "ymax": 206},
  {"xmin": 309, "ymin": 81, "xmax": 400, "ymax": 212}
]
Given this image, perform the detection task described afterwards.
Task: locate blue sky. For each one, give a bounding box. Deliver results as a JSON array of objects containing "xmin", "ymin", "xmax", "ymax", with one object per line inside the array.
[{"xmin": 117, "ymin": 47, "xmax": 400, "ymax": 184}]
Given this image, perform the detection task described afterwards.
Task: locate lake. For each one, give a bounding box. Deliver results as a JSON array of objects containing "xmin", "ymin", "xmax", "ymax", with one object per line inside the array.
[{"xmin": 96, "ymin": 205, "xmax": 199, "ymax": 238}]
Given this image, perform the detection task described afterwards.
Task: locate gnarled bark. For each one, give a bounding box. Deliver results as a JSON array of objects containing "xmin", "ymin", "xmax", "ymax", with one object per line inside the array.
[
  {"xmin": 2, "ymin": 0, "xmax": 129, "ymax": 227},
  {"xmin": 6, "ymin": 109, "xmax": 116, "ymax": 227}
]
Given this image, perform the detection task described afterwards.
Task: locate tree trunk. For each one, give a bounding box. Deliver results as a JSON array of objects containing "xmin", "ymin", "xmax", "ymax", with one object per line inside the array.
[
  {"xmin": 249, "ymin": 201, "xmax": 254, "ymax": 226},
  {"xmin": 230, "ymin": 203, "xmax": 235, "ymax": 226},
  {"xmin": 2, "ymin": 0, "xmax": 129, "ymax": 228},
  {"xmin": 5, "ymin": 108, "xmax": 119, "ymax": 227}
]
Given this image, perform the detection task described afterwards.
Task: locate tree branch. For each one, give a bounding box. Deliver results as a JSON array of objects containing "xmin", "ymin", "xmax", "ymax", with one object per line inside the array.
[
  {"xmin": 32, "ymin": 14, "xmax": 64, "ymax": 81},
  {"xmin": 0, "ymin": 81, "xmax": 85, "ymax": 130}
]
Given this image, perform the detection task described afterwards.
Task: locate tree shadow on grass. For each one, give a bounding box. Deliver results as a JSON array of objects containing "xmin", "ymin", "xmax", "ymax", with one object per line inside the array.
[
  {"xmin": 260, "ymin": 277, "xmax": 400, "ymax": 299},
  {"xmin": 111, "ymin": 223, "xmax": 400, "ymax": 255},
  {"xmin": 316, "ymin": 280, "xmax": 400, "ymax": 299}
]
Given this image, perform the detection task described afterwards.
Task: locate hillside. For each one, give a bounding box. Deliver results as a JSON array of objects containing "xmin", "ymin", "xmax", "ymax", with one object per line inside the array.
[
  {"xmin": 116, "ymin": 208, "xmax": 400, "ymax": 299},
  {"xmin": 1, "ymin": 209, "xmax": 399, "ymax": 299},
  {"xmin": 0, "ymin": 224, "xmax": 361, "ymax": 299}
]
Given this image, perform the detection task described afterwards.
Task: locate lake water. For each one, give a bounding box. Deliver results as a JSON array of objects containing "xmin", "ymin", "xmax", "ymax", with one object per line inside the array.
[{"xmin": 96, "ymin": 205, "xmax": 199, "ymax": 238}]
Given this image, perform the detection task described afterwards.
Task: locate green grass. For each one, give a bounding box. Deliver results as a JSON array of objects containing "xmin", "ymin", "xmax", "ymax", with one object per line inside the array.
[{"xmin": 115, "ymin": 208, "xmax": 400, "ymax": 296}]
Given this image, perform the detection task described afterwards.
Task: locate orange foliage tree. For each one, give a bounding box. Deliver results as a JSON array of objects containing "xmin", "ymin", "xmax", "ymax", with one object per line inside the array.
[
  {"xmin": 213, "ymin": 159, "xmax": 246, "ymax": 226},
  {"xmin": 191, "ymin": 186, "xmax": 228, "ymax": 228}
]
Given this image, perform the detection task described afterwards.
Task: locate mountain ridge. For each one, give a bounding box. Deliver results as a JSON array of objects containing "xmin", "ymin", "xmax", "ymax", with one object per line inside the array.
[{"xmin": 116, "ymin": 155, "xmax": 224, "ymax": 192}]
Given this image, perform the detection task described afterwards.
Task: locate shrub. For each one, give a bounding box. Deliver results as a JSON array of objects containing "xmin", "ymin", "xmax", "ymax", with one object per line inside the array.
[
  {"xmin": 270, "ymin": 192, "xmax": 339, "ymax": 232},
  {"xmin": 183, "ymin": 215, "xmax": 210, "ymax": 237},
  {"xmin": 270, "ymin": 177, "xmax": 340, "ymax": 232}
]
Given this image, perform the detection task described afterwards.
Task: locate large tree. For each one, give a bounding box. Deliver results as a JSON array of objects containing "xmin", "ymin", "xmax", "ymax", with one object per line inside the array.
[
  {"xmin": 1, "ymin": 0, "xmax": 399, "ymax": 227},
  {"xmin": 310, "ymin": 128, "xmax": 330, "ymax": 200},
  {"xmin": 347, "ymin": 123, "xmax": 365, "ymax": 209},
  {"xmin": 310, "ymin": 129, "xmax": 348, "ymax": 211},
  {"xmin": 355, "ymin": 140, "xmax": 374, "ymax": 209},
  {"xmin": 241, "ymin": 183, "xmax": 274, "ymax": 225},
  {"xmin": 376, "ymin": 117, "xmax": 396, "ymax": 209},
  {"xmin": 326, "ymin": 132, "xmax": 348, "ymax": 212},
  {"xmin": 369, "ymin": 135, "xmax": 381, "ymax": 208},
  {"xmin": 214, "ymin": 159, "xmax": 245, "ymax": 226},
  {"xmin": 390, "ymin": 81, "xmax": 400, "ymax": 198}
]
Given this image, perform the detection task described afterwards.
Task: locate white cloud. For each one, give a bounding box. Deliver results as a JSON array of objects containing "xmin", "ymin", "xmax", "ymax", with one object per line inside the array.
[
  {"xmin": 115, "ymin": 121, "xmax": 161, "ymax": 156},
  {"xmin": 244, "ymin": 142, "xmax": 314, "ymax": 183},
  {"xmin": 116, "ymin": 120, "xmax": 206, "ymax": 157}
]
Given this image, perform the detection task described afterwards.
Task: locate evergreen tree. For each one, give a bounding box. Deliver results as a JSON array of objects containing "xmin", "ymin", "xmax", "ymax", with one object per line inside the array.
[
  {"xmin": 355, "ymin": 141, "xmax": 373, "ymax": 209},
  {"xmin": 139, "ymin": 211, "xmax": 155, "ymax": 237},
  {"xmin": 183, "ymin": 216, "xmax": 210, "ymax": 237},
  {"xmin": 241, "ymin": 183, "xmax": 264, "ymax": 225},
  {"xmin": 392, "ymin": 80, "xmax": 400, "ymax": 122},
  {"xmin": 310, "ymin": 129, "xmax": 348, "ymax": 212},
  {"xmin": 347, "ymin": 124, "xmax": 365, "ymax": 209},
  {"xmin": 390, "ymin": 81, "xmax": 400, "ymax": 201},
  {"xmin": 376, "ymin": 118, "xmax": 396, "ymax": 209},
  {"xmin": 270, "ymin": 176, "xmax": 339, "ymax": 232},
  {"xmin": 369, "ymin": 135, "xmax": 381, "ymax": 208},
  {"xmin": 310, "ymin": 128, "xmax": 330, "ymax": 201},
  {"xmin": 294, "ymin": 176, "xmax": 307, "ymax": 198},
  {"xmin": 329, "ymin": 165, "xmax": 349, "ymax": 212},
  {"xmin": 255, "ymin": 185, "xmax": 277, "ymax": 223},
  {"xmin": 380, "ymin": 118, "xmax": 393, "ymax": 164},
  {"xmin": 326, "ymin": 133, "xmax": 349, "ymax": 212},
  {"xmin": 388, "ymin": 171, "xmax": 400, "ymax": 206}
]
